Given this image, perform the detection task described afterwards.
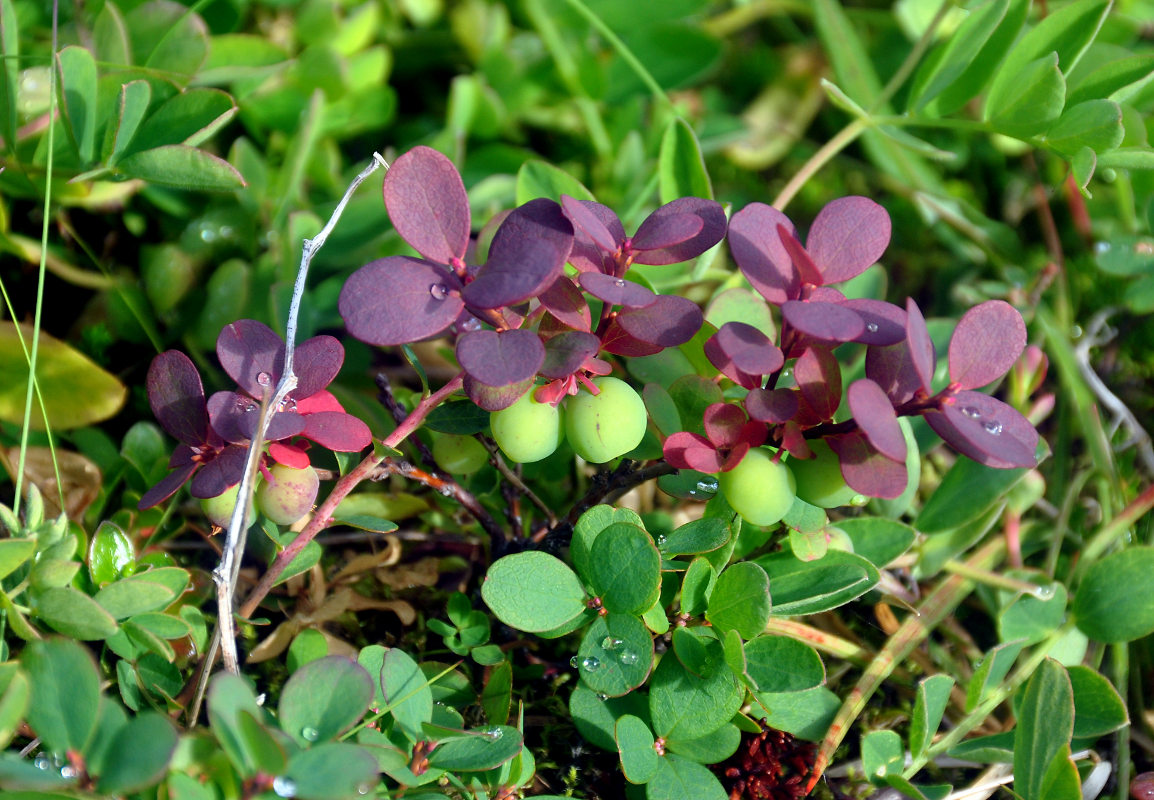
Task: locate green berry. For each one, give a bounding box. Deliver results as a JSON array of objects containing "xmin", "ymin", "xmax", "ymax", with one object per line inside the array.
[
  {"xmin": 563, "ymin": 376, "xmax": 647, "ymax": 464},
  {"xmin": 718, "ymin": 448, "xmax": 796, "ymax": 526},
  {"xmin": 255, "ymin": 464, "xmax": 320, "ymax": 526},
  {"xmin": 490, "ymin": 390, "xmax": 562, "ymax": 463},
  {"xmin": 433, "ymin": 433, "xmax": 490, "ymax": 474}
]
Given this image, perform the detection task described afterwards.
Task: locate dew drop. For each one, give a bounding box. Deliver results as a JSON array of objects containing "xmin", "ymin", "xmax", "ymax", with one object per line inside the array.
[
  {"xmin": 273, "ymin": 776, "xmax": 297, "ymax": 798},
  {"xmin": 983, "ymin": 420, "xmax": 1003, "ymax": 436},
  {"xmin": 484, "ymin": 727, "xmax": 503, "ymax": 740},
  {"xmin": 1094, "ymin": 240, "xmax": 1111, "ymax": 254},
  {"xmin": 356, "ymin": 783, "xmax": 373, "ymax": 796},
  {"xmin": 601, "ymin": 636, "xmax": 624, "ymax": 650},
  {"xmin": 1070, "ymin": 324, "xmax": 1083, "ymax": 339},
  {"xmin": 1032, "ymin": 584, "xmax": 1056, "ymax": 601},
  {"xmin": 866, "ymin": 322, "xmax": 879, "ymax": 333},
  {"xmin": 614, "ymin": 278, "xmax": 626, "ymax": 288},
  {"xmin": 60, "ymin": 765, "xmax": 78, "ymax": 780},
  {"xmin": 655, "ymin": 534, "xmax": 667, "ymax": 548},
  {"xmin": 570, "ymin": 655, "xmax": 580, "ymax": 668},
  {"xmin": 301, "ymin": 726, "xmax": 320, "ymax": 742},
  {"xmin": 199, "ymin": 224, "xmax": 218, "ymax": 243},
  {"xmin": 256, "ymin": 371, "xmax": 272, "ymax": 386},
  {"xmin": 219, "ymin": 225, "xmax": 235, "ymax": 239},
  {"xmin": 34, "ymin": 756, "xmax": 50, "ymax": 770},
  {"xmin": 618, "ymin": 650, "xmax": 638, "ymax": 666},
  {"xmin": 581, "ymin": 656, "xmax": 601, "ymax": 671},
  {"xmin": 960, "ymin": 406, "xmax": 982, "ymax": 419},
  {"xmin": 430, "ymin": 283, "xmax": 449, "ymax": 301},
  {"xmin": 596, "ymin": 693, "xmax": 609, "ymax": 701}
]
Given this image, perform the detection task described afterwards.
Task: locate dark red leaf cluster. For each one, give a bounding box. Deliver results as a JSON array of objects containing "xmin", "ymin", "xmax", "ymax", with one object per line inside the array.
[{"xmin": 714, "ymin": 722, "xmax": 815, "ymax": 800}]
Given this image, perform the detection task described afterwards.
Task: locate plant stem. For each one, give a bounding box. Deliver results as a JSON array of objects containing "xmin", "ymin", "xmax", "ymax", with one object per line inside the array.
[
  {"xmin": 940, "ymin": 559, "xmax": 1051, "ymax": 599},
  {"xmin": 772, "ymin": 118, "xmax": 868, "ymax": 212}
]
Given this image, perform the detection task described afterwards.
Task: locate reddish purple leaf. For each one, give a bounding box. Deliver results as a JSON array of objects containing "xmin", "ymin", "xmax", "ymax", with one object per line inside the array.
[
  {"xmin": 745, "ymin": 388, "xmax": 799, "ymax": 423},
  {"xmin": 617, "ymin": 294, "xmax": 703, "ymax": 347},
  {"xmin": 189, "ymin": 444, "xmax": 248, "ymax": 499},
  {"xmin": 663, "ymin": 431, "xmax": 725, "ymax": 473},
  {"xmin": 906, "ymin": 298, "xmax": 936, "ymax": 394},
  {"xmin": 138, "ymin": 462, "xmax": 197, "ymax": 509},
  {"xmin": 781, "ymin": 300, "xmax": 865, "ymax": 344},
  {"xmin": 703, "ymin": 403, "xmax": 748, "ymax": 447},
  {"xmin": 781, "ymin": 422, "xmax": 812, "ymax": 459},
  {"xmin": 704, "ymin": 322, "xmax": 783, "ymax": 388},
  {"xmin": 456, "ymin": 329, "xmax": 545, "ymax": 387},
  {"xmin": 632, "ymin": 197, "xmax": 727, "ymax": 265},
  {"xmin": 847, "ymin": 379, "xmax": 906, "ymax": 462},
  {"xmin": 461, "ymin": 198, "xmax": 574, "ymax": 309},
  {"xmin": 806, "ymin": 197, "xmax": 891, "ymax": 284},
  {"xmin": 463, "ymin": 375, "xmax": 535, "ymax": 412},
  {"xmin": 566, "ymin": 201, "xmax": 626, "ymax": 274},
  {"xmin": 383, "ymin": 146, "xmax": 470, "ymax": 264},
  {"xmin": 217, "ymin": 320, "xmax": 282, "ymax": 399},
  {"xmin": 340, "ymin": 256, "xmax": 465, "ymax": 346},
  {"xmin": 778, "ymin": 226, "xmax": 823, "ymax": 286},
  {"xmin": 561, "ymin": 194, "xmax": 618, "ymax": 253},
  {"xmin": 146, "ymin": 351, "xmax": 208, "ymax": 445},
  {"xmin": 794, "ymin": 346, "xmax": 841, "ymax": 421},
  {"xmin": 539, "ymin": 277, "xmax": 592, "ymax": 331},
  {"xmin": 293, "ymin": 335, "xmax": 344, "ymax": 400},
  {"xmin": 207, "ymin": 391, "xmax": 305, "ymax": 444},
  {"xmin": 540, "ymin": 331, "xmax": 601, "ymax": 378},
  {"xmin": 631, "ymin": 212, "xmax": 703, "ymax": 252},
  {"xmin": 809, "ymin": 287, "xmax": 846, "ymax": 303},
  {"xmin": 827, "ymin": 432, "xmax": 906, "ymax": 499},
  {"xmin": 865, "ymin": 342, "xmax": 922, "ymax": 406},
  {"xmin": 729, "ymin": 203, "xmax": 798, "ymax": 305},
  {"xmin": 925, "ymin": 391, "xmax": 1038, "ymax": 468},
  {"xmin": 948, "ymin": 300, "xmax": 1027, "ymax": 390},
  {"xmin": 599, "ymin": 318, "xmax": 664, "ymax": 357},
  {"xmin": 842, "ymin": 299, "xmax": 907, "ymax": 346},
  {"xmin": 579, "ymin": 272, "xmax": 657, "ymax": 309},
  {"xmin": 302, "ymin": 411, "xmax": 372, "ymax": 451}
]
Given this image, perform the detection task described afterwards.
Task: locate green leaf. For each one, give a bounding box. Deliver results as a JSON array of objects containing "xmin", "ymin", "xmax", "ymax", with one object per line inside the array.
[
  {"xmin": 0, "ymin": 752, "xmax": 75, "ymax": 791},
  {"xmin": 665, "ymin": 723, "xmax": 741, "ymax": 764},
  {"xmin": 705, "ymin": 562, "xmax": 770, "ymax": 639},
  {"xmin": 56, "ymin": 46, "xmax": 98, "ymax": 164},
  {"xmin": 1094, "ymin": 234, "xmax": 1154, "ymax": 276},
  {"xmin": 284, "ymin": 743, "xmax": 380, "ymax": 800},
  {"xmin": 1013, "ymin": 659, "xmax": 1074, "ymax": 800},
  {"xmin": 236, "ymin": 711, "xmax": 287, "ymax": 776},
  {"xmin": 427, "ymin": 726, "xmax": 523, "ymax": 771},
  {"xmin": 280, "ymin": 656, "xmax": 374, "ymax": 746},
  {"xmin": 105, "ymin": 79, "xmax": 151, "ymax": 165},
  {"xmin": 915, "ymin": 456, "xmax": 1026, "ymax": 534},
  {"xmin": 117, "ymin": 145, "xmax": 246, "ymax": 191},
  {"xmin": 967, "ymin": 641, "xmax": 1025, "ymax": 712},
  {"xmin": 1068, "ymin": 665, "xmax": 1128, "ymax": 738},
  {"xmin": 0, "ymin": 323, "xmax": 127, "ymax": 430},
  {"xmin": 743, "ymin": 635, "xmax": 825, "ymax": 693},
  {"xmin": 95, "ymin": 712, "xmax": 178, "ymax": 794},
  {"xmin": 482, "ymin": 551, "xmax": 586, "ymax": 633},
  {"xmin": 679, "ymin": 556, "xmax": 717, "ymax": 617},
  {"xmin": 908, "ymin": 0, "xmax": 1013, "ymax": 112},
  {"xmin": 589, "ymin": 523, "xmax": 661, "ymax": 615},
  {"xmin": 616, "ymin": 714, "xmax": 658, "ymax": 784},
  {"xmin": 127, "ymin": 88, "xmax": 237, "ymax": 154},
  {"xmin": 672, "ymin": 627, "xmax": 719, "ymax": 679},
  {"xmin": 862, "ymin": 729, "xmax": 904, "ymax": 782},
  {"xmin": 0, "ymin": 0, "xmax": 18, "ymax": 155},
  {"xmin": 1074, "ymin": 546, "xmax": 1154, "ymax": 642},
  {"xmin": 910, "ymin": 675, "xmax": 955, "ymax": 759},
  {"xmin": 1068, "ymin": 54, "xmax": 1154, "ymax": 106},
  {"xmin": 1044, "ymin": 99, "xmax": 1124, "ymax": 156},
  {"xmin": 569, "ymin": 684, "xmax": 649, "ymax": 753},
  {"xmin": 381, "ymin": 648, "xmax": 433, "ymax": 740},
  {"xmin": 985, "ymin": 53, "xmax": 1066, "ymax": 138},
  {"xmin": 1038, "ymin": 743, "xmax": 1081, "ymax": 800},
  {"xmin": 750, "ymin": 686, "xmax": 841, "ymax": 741},
  {"xmin": 207, "ymin": 673, "xmax": 266, "ymax": 776},
  {"xmin": 0, "ymin": 665, "xmax": 30, "ymax": 750},
  {"xmin": 287, "ymin": 629, "xmax": 329, "ymax": 673},
  {"xmin": 947, "ymin": 730, "xmax": 1014, "ymax": 763},
  {"xmin": 571, "ymin": 505, "xmax": 644, "ymax": 581},
  {"xmin": 650, "ymin": 645, "xmax": 742, "ymax": 740},
  {"xmin": 129, "ymin": 0, "xmax": 209, "ymax": 79},
  {"xmin": 575, "ymin": 613, "xmax": 654, "ymax": 697},
  {"xmin": 999, "ymin": 0, "xmax": 1111, "ymax": 81},
  {"xmin": 128, "ymin": 612, "xmax": 191, "ymax": 641},
  {"xmin": 22, "ymin": 639, "xmax": 101, "ymax": 757},
  {"xmin": 1096, "ymin": 146, "xmax": 1154, "ymax": 170},
  {"xmin": 0, "ymin": 538, "xmax": 35, "ymax": 580},
  {"xmin": 481, "ymin": 661, "xmax": 512, "ymax": 727},
  {"xmin": 756, "ymin": 550, "xmax": 879, "ymax": 616},
  {"xmin": 94, "ymin": 577, "xmax": 176, "ymax": 620},
  {"xmin": 647, "ymin": 753, "xmax": 727, "ymax": 800},
  {"xmin": 812, "ymin": 0, "xmax": 882, "ymax": 108},
  {"xmin": 515, "ymin": 160, "xmax": 595, "ymax": 204},
  {"xmin": 87, "ymin": 522, "xmax": 134, "ymax": 587},
  {"xmin": 998, "ymin": 581, "xmax": 1067, "ymax": 644},
  {"xmin": 1071, "ymin": 146, "xmax": 1097, "ymax": 194},
  {"xmin": 836, "ymin": 517, "xmax": 916, "ymax": 567},
  {"xmin": 658, "ymin": 117, "xmax": 712, "ymax": 204},
  {"xmin": 925, "ymin": 0, "xmax": 1029, "ymax": 116},
  {"xmin": 661, "ymin": 517, "xmax": 728, "ymax": 556},
  {"xmin": 34, "ymin": 587, "xmax": 119, "ymax": 640}
]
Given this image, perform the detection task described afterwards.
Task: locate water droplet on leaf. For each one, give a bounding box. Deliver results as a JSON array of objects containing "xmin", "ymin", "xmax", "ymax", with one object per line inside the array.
[
  {"xmin": 655, "ymin": 534, "xmax": 667, "ymax": 548},
  {"xmin": 301, "ymin": 726, "xmax": 320, "ymax": 742},
  {"xmin": 596, "ymin": 693, "xmax": 609, "ymax": 701},
  {"xmin": 356, "ymin": 783, "xmax": 373, "ymax": 796},
  {"xmin": 484, "ymin": 727, "xmax": 503, "ymax": 740},
  {"xmin": 273, "ymin": 777, "xmax": 297, "ymax": 798},
  {"xmin": 983, "ymin": 420, "xmax": 1002, "ymax": 435},
  {"xmin": 430, "ymin": 283, "xmax": 449, "ymax": 300},
  {"xmin": 257, "ymin": 371, "xmax": 272, "ymax": 386},
  {"xmin": 1094, "ymin": 241, "xmax": 1111, "ymax": 254},
  {"xmin": 960, "ymin": 406, "xmax": 981, "ymax": 419},
  {"xmin": 1070, "ymin": 325, "xmax": 1083, "ymax": 339},
  {"xmin": 601, "ymin": 636, "xmax": 624, "ymax": 650},
  {"xmin": 34, "ymin": 756, "xmax": 50, "ymax": 770},
  {"xmin": 619, "ymin": 650, "xmax": 638, "ymax": 665},
  {"xmin": 1032, "ymin": 584, "xmax": 1055, "ymax": 601},
  {"xmin": 581, "ymin": 656, "xmax": 601, "ymax": 671},
  {"xmin": 60, "ymin": 766, "xmax": 78, "ymax": 779},
  {"xmin": 614, "ymin": 278, "xmax": 626, "ymax": 288},
  {"xmin": 866, "ymin": 323, "xmax": 879, "ymax": 333}
]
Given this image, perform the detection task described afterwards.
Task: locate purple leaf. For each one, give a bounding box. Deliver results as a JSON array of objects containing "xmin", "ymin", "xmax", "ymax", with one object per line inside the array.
[
  {"xmin": 745, "ymin": 388, "xmax": 799, "ymax": 423},
  {"xmin": 579, "ymin": 272, "xmax": 657, "ymax": 309},
  {"xmin": 461, "ymin": 198, "xmax": 574, "ymax": 309},
  {"xmin": 599, "ymin": 318, "xmax": 664, "ymax": 357},
  {"xmin": 631, "ymin": 212, "xmax": 703, "ymax": 252},
  {"xmin": 906, "ymin": 298, "xmax": 936, "ymax": 394},
  {"xmin": 842, "ymin": 299, "xmax": 907, "ymax": 346},
  {"xmin": 806, "ymin": 196, "xmax": 891, "ymax": 284},
  {"xmin": 293, "ymin": 336, "xmax": 344, "ymax": 400},
  {"xmin": 540, "ymin": 331, "xmax": 601, "ymax": 378},
  {"xmin": 703, "ymin": 403, "xmax": 764, "ymax": 451},
  {"xmin": 925, "ymin": 391, "xmax": 1038, "ymax": 468},
  {"xmin": 865, "ymin": 342, "xmax": 922, "ymax": 406},
  {"xmin": 189, "ymin": 444, "xmax": 247, "ymax": 499},
  {"xmin": 207, "ymin": 391, "xmax": 305, "ymax": 444},
  {"xmin": 217, "ymin": 320, "xmax": 282, "ymax": 399},
  {"xmin": 827, "ymin": 432, "xmax": 907, "ymax": 499},
  {"xmin": 302, "ymin": 412, "xmax": 372, "ymax": 451},
  {"xmin": 663, "ymin": 432, "xmax": 726, "ymax": 473},
  {"xmin": 138, "ymin": 462, "xmax": 197, "ymax": 510},
  {"xmin": 539, "ymin": 277, "xmax": 592, "ymax": 331},
  {"xmin": 463, "ymin": 375, "xmax": 535, "ymax": 412},
  {"xmin": 339, "ymin": 256, "xmax": 464, "ymax": 347},
  {"xmin": 617, "ymin": 294, "xmax": 704, "ymax": 347},
  {"xmin": 561, "ymin": 194, "xmax": 618, "ymax": 253},
  {"xmin": 847, "ymin": 379, "xmax": 907, "ymax": 462},
  {"xmin": 566, "ymin": 201, "xmax": 626, "ymax": 274},
  {"xmin": 383, "ymin": 146, "xmax": 470, "ymax": 264},
  {"xmin": 147, "ymin": 351, "xmax": 208, "ymax": 445},
  {"xmin": 631, "ymin": 197, "xmax": 727, "ymax": 265},
  {"xmin": 782, "ymin": 300, "xmax": 865, "ymax": 344},
  {"xmin": 729, "ymin": 203, "xmax": 798, "ymax": 304},
  {"xmin": 809, "ymin": 287, "xmax": 846, "ymax": 303},
  {"xmin": 948, "ymin": 300, "xmax": 1027, "ymax": 390},
  {"xmin": 704, "ymin": 322, "xmax": 783, "ymax": 388},
  {"xmin": 778, "ymin": 226, "xmax": 824, "ymax": 286},
  {"xmin": 795, "ymin": 346, "xmax": 841, "ymax": 421},
  {"xmin": 456, "ymin": 329, "xmax": 545, "ymax": 387}
]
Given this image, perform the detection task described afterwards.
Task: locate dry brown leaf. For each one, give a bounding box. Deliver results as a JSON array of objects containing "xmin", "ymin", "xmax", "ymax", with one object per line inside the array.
[
  {"xmin": 331, "ymin": 536, "xmax": 402, "ymax": 584},
  {"xmin": 7, "ymin": 446, "xmax": 101, "ymax": 518},
  {"xmin": 376, "ymin": 556, "xmax": 440, "ymax": 590}
]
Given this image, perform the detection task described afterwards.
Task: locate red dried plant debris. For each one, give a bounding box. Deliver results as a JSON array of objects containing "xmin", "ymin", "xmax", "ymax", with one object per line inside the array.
[{"xmin": 714, "ymin": 722, "xmax": 816, "ymax": 800}]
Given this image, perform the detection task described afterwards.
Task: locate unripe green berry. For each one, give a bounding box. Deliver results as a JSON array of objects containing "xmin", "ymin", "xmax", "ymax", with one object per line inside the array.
[
  {"xmin": 433, "ymin": 433, "xmax": 490, "ymax": 475},
  {"xmin": 718, "ymin": 448, "xmax": 796, "ymax": 527},
  {"xmin": 200, "ymin": 483, "xmax": 256, "ymax": 530},
  {"xmin": 490, "ymin": 390, "xmax": 562, "ymax": 463},
  {"xmin": 789, "ymin": 439, "xmax": 859, "ymax": 509},
  {"xmin": 256, "ymin": 464, "xmax": 320, "ymax": 526},
  {"xmin": 563, "ymin": 376, "xmax": 647, "ymax": 464}
]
